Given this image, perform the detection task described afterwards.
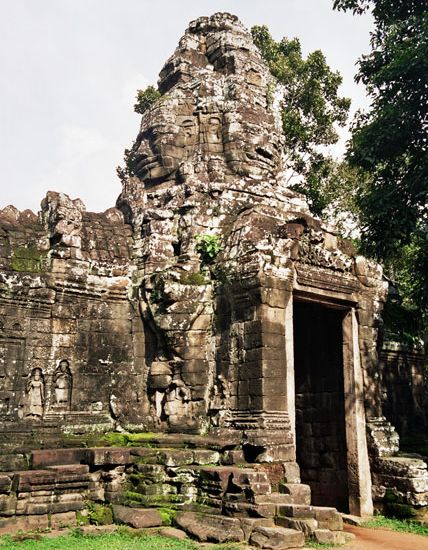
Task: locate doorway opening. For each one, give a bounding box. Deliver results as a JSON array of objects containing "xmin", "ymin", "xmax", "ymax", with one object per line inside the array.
[{"xmin": 293, "ymin": 299, "xmax": 349, "ymax": 512}]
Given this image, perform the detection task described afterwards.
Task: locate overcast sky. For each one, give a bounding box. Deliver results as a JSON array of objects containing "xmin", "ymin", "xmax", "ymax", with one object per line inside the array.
[{"xmin": 0, "ymin": 0, "xmax": 372, "ymax": 213}]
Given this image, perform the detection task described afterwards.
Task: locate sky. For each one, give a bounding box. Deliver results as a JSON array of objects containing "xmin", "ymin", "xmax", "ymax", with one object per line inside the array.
[{"xmin": 0, "ymin": 0, "xmax": 372, "ymax": 213}]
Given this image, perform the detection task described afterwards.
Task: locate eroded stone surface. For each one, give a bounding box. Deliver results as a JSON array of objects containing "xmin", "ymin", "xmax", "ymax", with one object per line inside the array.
[{"xmin": 112, "ymin": 505, "xmax": 162, "ymax": 528}]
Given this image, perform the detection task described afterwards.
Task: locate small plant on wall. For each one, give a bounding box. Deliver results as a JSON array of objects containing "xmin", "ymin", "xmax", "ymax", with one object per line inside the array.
[
  {"xmin": 134, "ymin": 85, "xmax": 161, "ymax": 115},
  {"xmin": 195, "ymin": 234, "xmax": 223, "ymax": 266}
]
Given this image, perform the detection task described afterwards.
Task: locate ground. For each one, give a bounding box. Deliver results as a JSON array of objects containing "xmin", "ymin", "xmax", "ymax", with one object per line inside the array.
[
  {"xmin": 0, "ymin": 524, "xmax": 428, "ymax": 550},
  {"xmin": 345, "ymin": 524, "xmax": 428, "ymax": 550}
]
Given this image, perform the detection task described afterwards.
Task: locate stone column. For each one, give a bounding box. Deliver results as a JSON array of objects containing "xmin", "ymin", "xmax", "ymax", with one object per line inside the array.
[{"xmin": 342, "ymin": 309, "xmax": 373, "ymax": 516}]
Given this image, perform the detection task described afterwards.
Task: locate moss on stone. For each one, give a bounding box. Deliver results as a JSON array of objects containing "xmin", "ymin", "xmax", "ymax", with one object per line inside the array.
[
  {"xmin": 158, "ymin": 507, "xmax": 177, "ymax": 526},
  {"xmin": 179, "ymin": 272, "xmax": 209, "ymax": 285},
  {"xmin": 99, "ymin": 431, "xmax": 157, "ymax": 447},
  {"xmin": 121, "ymin": 491, "xmax": 146, "ymax": 506},
  {"xmin": 76, "ymin": 510, "xmax": 90, "ymax": 526},
  {"xmin": 10, "ymin": 246, "xmax": 47, "ymax": 273},
  {"xmin": 86, "ymin": 503, "xmax": 113, "ymax": 525}
]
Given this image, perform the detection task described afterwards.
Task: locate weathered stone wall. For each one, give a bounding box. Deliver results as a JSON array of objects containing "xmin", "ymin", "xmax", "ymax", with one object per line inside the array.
[
  {"xmin": 379, "ymin": 341, "xmax": 426, "ymax": 437},
  {"xmin": 0, "ymin": 193, "xmax": 145, "ymax": 430}
]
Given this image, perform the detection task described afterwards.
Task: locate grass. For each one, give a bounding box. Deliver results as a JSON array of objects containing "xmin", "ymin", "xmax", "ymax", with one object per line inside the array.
[
  {"xmin": 0, "ymin": 531, "xmax": 245, "ymax": 549},
  {"xmin": 362, "ymin": 514, "xmax": 428, "ymax": 537}
]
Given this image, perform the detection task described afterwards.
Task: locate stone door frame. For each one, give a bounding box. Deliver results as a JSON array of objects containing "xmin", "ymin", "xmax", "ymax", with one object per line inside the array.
[{"xmin": 285, "ymin": 289, "xmax": 373, "ymax": 516}]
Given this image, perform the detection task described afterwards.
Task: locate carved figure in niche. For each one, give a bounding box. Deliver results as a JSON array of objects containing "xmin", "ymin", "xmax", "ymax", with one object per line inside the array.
[
  {"xmin": 208, "ymin": 374, "xmax": 230, "ymax": 427},
  {"xmin": 147, "ymin": 361, "xmax": 173, "ymax": 421},
  {"xmin": 164, "ymin": 374, "xmax": 191, "ymax": 426},
  {"xmin": 53, "ymin": 359, "xmax": 72, "ymax": 409},
  {"xmin": 26, "ymin": 368, "xmax": 45, "ymax": 419}
]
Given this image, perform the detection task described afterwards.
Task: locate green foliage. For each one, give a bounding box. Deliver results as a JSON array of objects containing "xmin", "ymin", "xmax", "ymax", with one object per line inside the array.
[
  {"xmin": 363, "ymin": 514, "xmax": 428, "ymax": 537},
  {"xmin": 333, "ymin": 0, "xmax": 428, "ymax": 336},
  {"xmin": 86, "ymin": 503, "xmax": 113, "ymax": 526},
  {"xmin": 158, "ymin": 507, "xmax": 177, "ymax": 525},
  {"xmin": 75, "ymin": 510, "xmax": 90, "ymax": 526},
  {"xmin": 134, "ymin": 85, "xmax": 161, "ymax": 115},
  {"xmin": 195, "ymin": 234, "xmax": 223, "ymax": 265},
  {"xmin": 251, "ymin": 25, "xmax": 350, "ymax": 193}
]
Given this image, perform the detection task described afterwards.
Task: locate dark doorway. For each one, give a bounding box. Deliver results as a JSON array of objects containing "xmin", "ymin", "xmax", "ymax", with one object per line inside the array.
[{"xmin": 293, "ymin": 300, "xmax": 349, "ymax": 512}]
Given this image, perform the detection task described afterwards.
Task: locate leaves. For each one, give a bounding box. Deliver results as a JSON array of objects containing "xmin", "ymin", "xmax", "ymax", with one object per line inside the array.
[
  {"xmin": 334, "ymin": 0, "xmax": 428, "ymax": 339},
  {"xmin": 195, "ymin": 235, "xmax": 223, "ymax": 265},
  {"xmin": 251, "ymin": 25, "xmax": 350, "ymax": 189},
  {"xmin": 134, "ymin": 86, "xmax": 161, "ymax": 115}
]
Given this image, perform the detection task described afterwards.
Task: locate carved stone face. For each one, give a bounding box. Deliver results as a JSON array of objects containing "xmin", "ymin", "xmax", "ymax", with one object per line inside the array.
[
  {"xmin": 222, "ymin": 112, "xmax": 282, "ymax": 177},
  {"xmin": 132, "ymin": 98, "xmax": 281, "ymax": 183},
  {"xmin": 58, "ymin": 360, "xmax": 69, "ymax": 373},
  {"xmin": 127, "ymin": 13, "xmax": 283, "ymax": 188}
]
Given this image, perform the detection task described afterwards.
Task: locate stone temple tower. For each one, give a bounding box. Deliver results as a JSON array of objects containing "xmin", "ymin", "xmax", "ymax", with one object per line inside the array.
[{"xmin": 0, "ymin": 13, "xmax": 425, "ymax": 530}]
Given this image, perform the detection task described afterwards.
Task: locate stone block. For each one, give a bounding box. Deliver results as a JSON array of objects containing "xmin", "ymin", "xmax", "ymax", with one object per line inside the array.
[
  {"xmin": 313, "ymin": 507, "xmax": 343, "ymax": 531},
  {"xmin": 15, "ymin": 470, "xmax": 57, "ymax": 492},
  {"xmin": 157, "ymin": 449, "xmax": 193, "ymax": 467},
  {"xmin": 240, "ymin": 518, "xmax": 275, "ymax": 541},
  {"xmin": 90, "ymin": 447, "xmax": 131, "ymax": 466},
  {"xmin": 275, "ymin": 516, "xmax": 317, "ymax": 535},
  {"xmin": 31, "ymin": 448, "xmax": 90, "ymax": 468},
  {"xmin": 250, "ymin": 525, "xmax": 305, "ymax": 549},
  {"xmin": 199, "ymin": 467, "xmax": 233, "ymax": 497},
  {"xmin": 278, "ymin": 483, "xmax": 311, "ymax": 505},
  {"xmin": 158, "ymin": 526, "xmax": 188, "ymax": 540},
  {"xmin": 0, "ymin": 514, "xmax": 49, "ymax": 535},
  {"xmin": 0, "ymin": 474, "xmax": 13, "ymax": 493},
  {"xmin": 0, "ymin": 494, "xmax": 17, "ymax": 516},
  {"xmin": 258, "ymin": 445, "xmax": 295, "ymax": 463},
  {"xmin": 277, "ymin": 504, "xmax": 314, "ymax": 519},
  {"xmin": 283, "ymin": 462, "xmax": 301, "ymax": 484},
  {"xmin": 50, "ymin": 511, "xmax": 77, "ymax": 529},
  {"xmin": 193, "ymin": 450, "xmax": 220, "ymax": 465},
  {"xmin": 313, "ymin": 529, "xmax": 349, "ymax": 545},
  {"xmin": 221, "ymin": 450, "xmax": 246, "ymax": 465},
  {"xmin": 112, "ymin": 505, "xmax": 162, "ymax": 528},
  {"xmin": 175, "ymin": 511, "xmax": 245, "ymax": 543}
]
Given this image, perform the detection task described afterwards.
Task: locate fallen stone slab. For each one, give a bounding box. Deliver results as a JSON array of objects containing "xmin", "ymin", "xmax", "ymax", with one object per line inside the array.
[
  {"xmin": 175, "ymin": 511, "xmax": 245, "ymax": 543},
  {"xmin": 112, "ymin": 505, "xmax": 162, "ymax": 529},
  {"xmin": 158, "ymin": 526, "xmax": 188, "ymax": 540},
  {"xmin": 250, "ymin": 525, "xmax": 305, "ymax": 549}
]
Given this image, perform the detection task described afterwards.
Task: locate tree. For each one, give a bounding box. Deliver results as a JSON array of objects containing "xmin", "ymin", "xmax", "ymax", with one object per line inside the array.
[
  {"xmin": 333, "ymin": 0, "xmax": 428, "ymax": 339},
  {"xmin": 134, "ymin": 86, "xmax": 161, "ymax": 115},
  {"xmin": 251, "ymin": 26, "xmax": 351, "ymax": 213}
]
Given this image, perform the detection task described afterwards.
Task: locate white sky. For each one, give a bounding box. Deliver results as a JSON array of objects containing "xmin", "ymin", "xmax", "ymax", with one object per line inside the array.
[{"xmin": 0, "ymin": 0, "xmax": 372, "ymax": 213}]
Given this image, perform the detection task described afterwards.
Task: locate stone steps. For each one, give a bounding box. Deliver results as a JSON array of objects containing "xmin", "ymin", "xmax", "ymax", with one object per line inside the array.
[{"xmin": 0, "ymin": 441, "xmax": 347, "ymax": 547}]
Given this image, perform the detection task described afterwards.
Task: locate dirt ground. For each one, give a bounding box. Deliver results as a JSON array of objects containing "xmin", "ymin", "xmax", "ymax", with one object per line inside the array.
[{"xmin": 344, "ymin": 524, "xmax": 428, "ymax": 550}]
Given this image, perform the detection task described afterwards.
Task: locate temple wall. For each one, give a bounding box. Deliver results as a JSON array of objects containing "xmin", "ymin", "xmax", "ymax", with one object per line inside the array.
[
  {"xmin": 379, "ymin": 341, "xmax": 426, "ymax": 437},
  {"xmin": 0, "ymin": 196, "xmax": 146, "ymax": 430}
]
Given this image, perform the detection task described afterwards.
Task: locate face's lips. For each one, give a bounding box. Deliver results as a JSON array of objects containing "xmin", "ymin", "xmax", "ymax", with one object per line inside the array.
[{"xmin": 134, "ymin": 154, "xmax": 159, "ymax": 172}]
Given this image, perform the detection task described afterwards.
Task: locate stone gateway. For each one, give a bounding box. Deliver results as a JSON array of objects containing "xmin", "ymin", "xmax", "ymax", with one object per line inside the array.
[{"xmin": 0, "ymin": 12, "xmax": 426, "ymax": 545}]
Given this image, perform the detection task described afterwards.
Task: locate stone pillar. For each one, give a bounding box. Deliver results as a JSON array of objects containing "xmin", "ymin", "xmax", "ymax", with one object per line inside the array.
[
  {"xmin": 229, "ymin": 274, "xmax": 295, "ymax": 463},
  {"xmin": 343, "ymin": 309, "xmax": 373, "ymax": 516}
]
